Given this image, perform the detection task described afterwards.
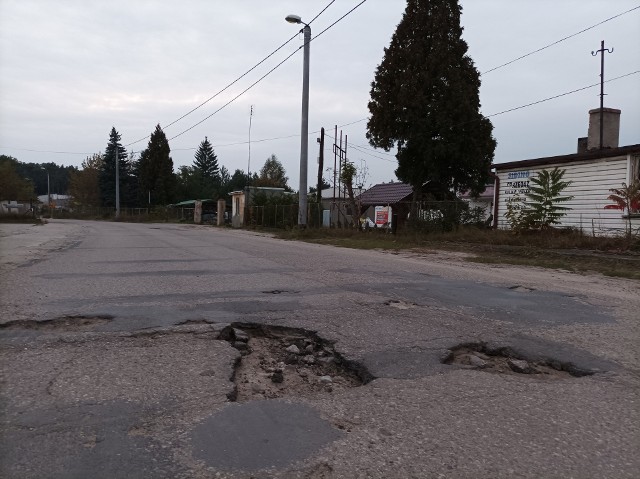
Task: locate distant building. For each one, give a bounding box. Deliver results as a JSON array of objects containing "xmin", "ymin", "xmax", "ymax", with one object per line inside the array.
[
  {"xmin": 492, "ymin": 108, "xmax": 640, "ymax": 235},
  {"xmin": 358, "ymin": 182, "xmax": 413, "ymax": 229},
  {"xmin": 37, "ymin": 194, "xmax": 71, "ymax": 210}
]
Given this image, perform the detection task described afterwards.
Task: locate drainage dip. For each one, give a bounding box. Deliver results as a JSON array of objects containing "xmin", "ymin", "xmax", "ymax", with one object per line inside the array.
[
  {"xmin": 220, "ymin": 324, "xmax": 371, "ymax": 402},
  {"xmin": 443, "ymin": 343, "xmax": 595, "ymax": 378}
]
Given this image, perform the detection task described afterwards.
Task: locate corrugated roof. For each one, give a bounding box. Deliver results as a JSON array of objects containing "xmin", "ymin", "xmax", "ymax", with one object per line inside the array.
[{"xmin": 358, "ymin": 182, "xmax": 413, "ymax": 205}]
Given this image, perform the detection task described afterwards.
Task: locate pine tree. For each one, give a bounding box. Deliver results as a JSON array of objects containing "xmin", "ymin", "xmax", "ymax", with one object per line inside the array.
[
  {"xmin": 137, "ymin": 125, "xmax": 176, "ymax": 206},
  {"xmin": 193, "ymin": 137, "xmax": 219, "ymax": 180},
  {"xmin": 367, "ymin": 0, "xmax": 496, "ymax": 204},
  {"xmin": 99, "ymin": 127, "xmax": 135, "ymax": 207}
]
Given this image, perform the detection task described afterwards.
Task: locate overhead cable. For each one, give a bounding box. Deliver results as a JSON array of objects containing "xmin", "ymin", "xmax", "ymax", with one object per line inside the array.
[
  {"xmin": 481, "ymin": 5, "xmax": 640, "ymax": 75},
  {"xmin": 166, "ymin": 0, "xmax": 369, "ymax": 142}
]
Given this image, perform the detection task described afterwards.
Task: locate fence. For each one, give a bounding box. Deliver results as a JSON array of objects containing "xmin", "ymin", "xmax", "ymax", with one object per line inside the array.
[
  {"xmin": 242, "ymin": 201, "xmax": 485, "ymax": 231},
  {"xmin": 244, "ymin": 203, "xmax": 324, "ymax": 229}
]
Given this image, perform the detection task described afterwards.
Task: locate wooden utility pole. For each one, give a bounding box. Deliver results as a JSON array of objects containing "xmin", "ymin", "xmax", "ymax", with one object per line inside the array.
[{"xmin": 317, "ymin": 127, "xmax": 325, "ymax": 203}]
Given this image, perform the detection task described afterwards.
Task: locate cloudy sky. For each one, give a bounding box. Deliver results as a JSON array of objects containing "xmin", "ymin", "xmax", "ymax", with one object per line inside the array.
[{"xmin": 1, "ymin": 0, "xmax": 638, "ymax": 190}]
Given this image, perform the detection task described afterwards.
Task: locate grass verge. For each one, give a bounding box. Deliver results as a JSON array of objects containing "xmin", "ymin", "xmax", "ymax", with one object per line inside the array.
[{"xmin": 273, "ymin": 227, "xmax": 640, "ymax": 280}]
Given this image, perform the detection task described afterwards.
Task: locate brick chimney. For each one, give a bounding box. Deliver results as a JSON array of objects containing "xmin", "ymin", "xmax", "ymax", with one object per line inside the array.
[{"xmin": 587, "ymin": 107, "xmax": 621, "ymax": 150}]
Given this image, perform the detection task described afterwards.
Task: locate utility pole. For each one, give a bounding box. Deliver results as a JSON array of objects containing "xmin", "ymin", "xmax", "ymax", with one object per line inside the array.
[
  {"xmin": 332, "ymin": 128, "xmax": 347, "ymax": 228},
  {"xmin": 317, "ymin": 127, "xmax": 324, "ymax": 204},
  {"xmin": 248, "ymin": 105, "xmax": 254, "ymax": 184},
  {"xmin": 298, "ymin": 23, "xmax": 311, "ymax": 228},
  {"xmin": 592, "ymin": 40, "xmax": 614, "ymax": 150},
  {"xmin": 115, "ymin": 148, "xmax": 120, "ymax": 218}
]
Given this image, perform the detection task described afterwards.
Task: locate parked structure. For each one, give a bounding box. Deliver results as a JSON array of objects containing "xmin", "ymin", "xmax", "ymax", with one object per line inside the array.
[{"xmin": 492, "ymin": 108, "xmax": 640, "ymax": 235}]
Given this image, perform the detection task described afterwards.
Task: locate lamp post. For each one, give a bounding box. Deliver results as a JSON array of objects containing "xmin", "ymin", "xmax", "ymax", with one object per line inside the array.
[
  {"xmin": 41, "ymin": 167, "xmax": 50, "ymax": 217},
  {"xmin": 286, "ymin": 14, "xmax": 310, "ymax": 228}
]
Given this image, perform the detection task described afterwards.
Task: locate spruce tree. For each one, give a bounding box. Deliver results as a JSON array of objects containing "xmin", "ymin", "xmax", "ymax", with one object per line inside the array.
[
  {"xmin": 193, "ymin": 137, "xmax": 219, "ymax": 180},
  {"xmin": 137, "ymin": 125, "xmax": 176, "ymax": 206},
  {"xmin": 367, "ymin": 0, "xmax": 496, "ymax": 203},
  {"xmin": 99, "ymin": 127, "xmax": 132, "ymax": 207}
]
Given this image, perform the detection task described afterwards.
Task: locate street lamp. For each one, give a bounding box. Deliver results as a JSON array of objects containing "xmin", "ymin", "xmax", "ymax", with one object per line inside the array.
[
  {"xmin": 41, "ymin": 167, "xmax": 50, "ymax": 218},
  {"xmin": 286, "ymin": 14, "xmax": 310, "ymax": 228}
]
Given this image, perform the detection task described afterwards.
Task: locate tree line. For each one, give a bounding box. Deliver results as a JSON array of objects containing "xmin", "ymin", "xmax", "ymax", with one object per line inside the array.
[{"xmin": 1, "ymin": 125, "xmax": 292, "ymax": 208}]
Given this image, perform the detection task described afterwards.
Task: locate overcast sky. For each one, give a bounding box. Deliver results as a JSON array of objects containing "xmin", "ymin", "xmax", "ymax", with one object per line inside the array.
[{"xmin": 1, "ymin": 0, "xmax": 639, "ymax": 190}]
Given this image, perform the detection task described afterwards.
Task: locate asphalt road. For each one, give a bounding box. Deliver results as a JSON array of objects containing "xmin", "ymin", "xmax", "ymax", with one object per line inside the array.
[{"xmin": 1, "ymin": 220, "xmax": 638, "ymax": 478}]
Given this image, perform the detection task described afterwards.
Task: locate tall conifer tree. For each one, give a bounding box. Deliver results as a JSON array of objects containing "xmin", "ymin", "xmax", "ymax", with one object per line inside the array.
[
  {"xmin": 193, "ymin": 137, "xmax": 219, "ymax": 180},
  {"xmin": 367, "ymin": 0, "xmax": 496, "ymax": 203},
  {"xmin": 137, "ymin": 125, "xmax": 176, "ymax": 206},
  {"xmin": 99, "ymin": 127, "xmax": 135, "ymax": 207}
]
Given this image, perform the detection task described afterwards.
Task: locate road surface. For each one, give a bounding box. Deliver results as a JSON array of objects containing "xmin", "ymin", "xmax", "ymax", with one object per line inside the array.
[{"xmin": 1, "ymin": 220, "xmax": 638, "ymax": 478}]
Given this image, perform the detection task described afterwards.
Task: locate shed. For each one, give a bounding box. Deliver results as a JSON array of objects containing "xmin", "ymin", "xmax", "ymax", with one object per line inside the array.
[{"xmin": 492, "ymin": 108, "xmax": 640, "ymax": 235}]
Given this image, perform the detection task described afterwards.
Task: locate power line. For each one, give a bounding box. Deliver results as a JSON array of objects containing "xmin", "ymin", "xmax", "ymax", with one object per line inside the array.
[
  {"xmin": 0, "ymin": 147, "xmax": 93, "ymax": 155},
  {"xmin": 313, "ymin": 0, "xmax": 367, "ymax": 41},
  {"xmin": 124, "ymin": 0, "xmax": 340, "ymax": 148},
  {"xmin": 309, "ymin": 0, "xmax": 336, "ymax": 24},
  {"xmin": 124, "ymin": 32, "xmax": 300, "ymax": 148},
  {"xmin": 481, "ymin": 5, "xmax": 640, "ymax": 75},
  {"xmin": 9, "ymin": 69, "xmax": 636, "ymax": 159},
  {"xmin": 485, "ymin": 70, "xmax": 639, "ymax": 119},
  {"xmin": 166, "ymin": 0, "xmax": 369, "ymax": 142}
]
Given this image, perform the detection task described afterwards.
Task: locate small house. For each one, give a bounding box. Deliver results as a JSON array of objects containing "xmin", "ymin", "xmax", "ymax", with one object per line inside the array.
[{"xmin": 492, "ymin": 108, "xmax": 640, "ymax": 235}]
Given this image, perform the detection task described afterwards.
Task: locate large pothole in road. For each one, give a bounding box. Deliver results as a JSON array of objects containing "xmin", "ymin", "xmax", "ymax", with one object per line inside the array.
[
  {"xmin": 443, "ymin": 343, "xmax": 594, "ymax": 378},
  {"xmin": 220, "ymin": 324, "xmax": 372, "ymax": 402},
  {"xmin": 0, "ymin": 315, "xmax": 113, "ymax": 331}
]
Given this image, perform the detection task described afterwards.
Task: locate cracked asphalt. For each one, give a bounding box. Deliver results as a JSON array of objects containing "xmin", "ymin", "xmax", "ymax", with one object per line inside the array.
[{"xmin": 1, "ymin": 220, "xmax": 639, "ymax": 478}]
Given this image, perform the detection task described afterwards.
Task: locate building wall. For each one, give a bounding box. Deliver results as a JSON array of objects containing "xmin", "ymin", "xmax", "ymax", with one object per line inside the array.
[{"xmin": 495, "ymin": 154, "xmax": 640, "ymax": 235}]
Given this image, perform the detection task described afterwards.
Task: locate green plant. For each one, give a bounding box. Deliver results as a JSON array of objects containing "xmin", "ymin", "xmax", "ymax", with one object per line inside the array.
[
  {"xmin": 523, "ymin": 167, "xmax": 573, "ymax": 229},
  {"xmin": 605, "ymin": 180, "xmax": 640, "ymax": 238},
  {"xmin": 504, "ymin": 194, "xmax": 533, "ymax": 231}
]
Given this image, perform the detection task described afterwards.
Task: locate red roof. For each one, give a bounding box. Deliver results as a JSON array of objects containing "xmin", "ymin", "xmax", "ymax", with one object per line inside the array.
[{"xmin": 358, "ymin": 182, "xmax": 413, "ymax": 206}]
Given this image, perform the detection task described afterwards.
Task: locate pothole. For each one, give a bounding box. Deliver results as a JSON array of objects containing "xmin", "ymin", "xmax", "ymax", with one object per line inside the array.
[
  {"xmin": 0, "ymin": 315, "xmax": 113, "ymax": 331},
  {"xmin": 384, "ymin": 299, "xmax": 417, "ymax": 309},
  {"xmin": 220, "ymin": 323, "xmax": 372, "ymax": 402},
  {"xmin": 509, "ymin": 285, "xmax": 535, "ymax": 292},
  {"xmin": 442, "ymin": 343, "xmax": 594, "ymax": 378}
]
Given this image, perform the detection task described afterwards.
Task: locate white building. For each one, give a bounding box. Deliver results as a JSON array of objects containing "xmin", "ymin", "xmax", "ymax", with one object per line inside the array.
[{"xmin": 493, "ymin": 108, "xmax": 640, "ymax": 235}]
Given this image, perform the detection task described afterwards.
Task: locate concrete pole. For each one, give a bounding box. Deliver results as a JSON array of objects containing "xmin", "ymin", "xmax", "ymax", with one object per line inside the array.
[
  {"xmin": 47, "ymin": 171, "xmax": 51, "ymax": 218},
  {"xmin": 115, "ymin": 149, "xmax": 120, "ymax": 218},
  {"xmin": 298, "ymin": 24, "xmax": 311, "ymax": 228}
]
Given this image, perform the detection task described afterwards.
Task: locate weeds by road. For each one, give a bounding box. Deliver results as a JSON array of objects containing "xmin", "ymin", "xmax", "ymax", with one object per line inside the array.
[{"xmin": 275, "ymin": 227, "xmax": 640, "ymax": 280}]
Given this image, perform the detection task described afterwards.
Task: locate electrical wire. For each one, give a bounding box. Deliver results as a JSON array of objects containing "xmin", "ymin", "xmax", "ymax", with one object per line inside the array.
[
  {"xmin": 308, "ymin": 0, "xmax": 336, "ymax": 24},
  {"xmin": 481, "ymin": 5, "xmax": 640, "ymax": 75},
  {"xmin": 123, "ymin": 32, "xmax": 300, "ymax": 147},
  {"xmin": 484, "ymin": 70, "xmax": 639, "ymax": 119},
  {"xmin": 124, "ymin": 0, "xmax": 340, "ymax": 148},
  {"xmin": 313, "ymin": 0, "xmax": 367, "ymax": 42},
  {"xmin": 4, "ymin": 69, "xmax": 637, "ymax": 158},
  {"xmin": 166, "ymin": 0, "xmax": 369, "ymax": 142}
]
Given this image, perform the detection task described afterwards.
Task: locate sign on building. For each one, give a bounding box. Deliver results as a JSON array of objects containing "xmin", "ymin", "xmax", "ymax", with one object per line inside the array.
[{"xmin": 375, "ymin": 206, "xmax": 392, "ymax": 226}]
